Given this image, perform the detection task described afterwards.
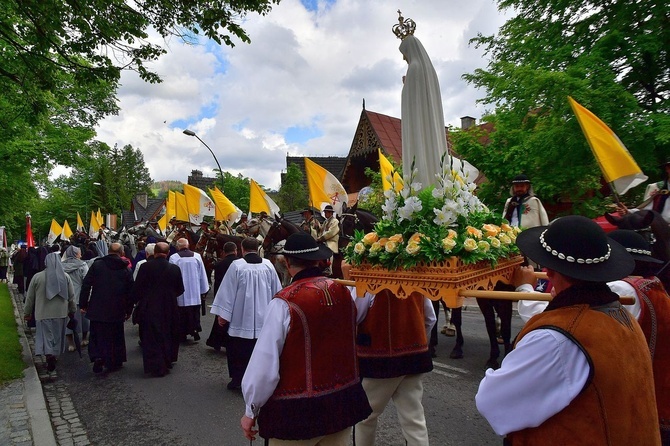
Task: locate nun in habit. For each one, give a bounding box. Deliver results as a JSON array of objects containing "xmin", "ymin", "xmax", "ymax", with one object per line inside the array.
[
  {"xmin": 399, "ymin": 30, "xmax": 479, "ymax": 188},
  {"xmin": 24, "ymin": 252, "xmax": 76, "ymax": 372}
]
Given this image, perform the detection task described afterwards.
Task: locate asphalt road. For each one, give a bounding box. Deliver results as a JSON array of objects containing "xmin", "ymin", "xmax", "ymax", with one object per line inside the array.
[{"xmin": 51, "ymin": 295, "xmax": 524, "ymax": 446}]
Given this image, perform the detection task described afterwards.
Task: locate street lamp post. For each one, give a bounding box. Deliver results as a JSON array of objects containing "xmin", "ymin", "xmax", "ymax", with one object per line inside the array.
[{"xmin": 183, "ymin": 129, "xmax": 225, "ymax": 190}]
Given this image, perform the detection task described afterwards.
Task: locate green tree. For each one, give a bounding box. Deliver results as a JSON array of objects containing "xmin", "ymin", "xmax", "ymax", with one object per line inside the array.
[
  {"xmin": 31, "ymin": 141, "xmax": 154, "ymax": 238},
  {"xmin": 460, "ymin": 0, "xmax": 669, "ymax": 215},
  {"xmin": 276, "ymin": 164, "xmax": 308, "ymax": 212},
  {"xmin": 221, "ymin": 172, "xmax": 251, "ymax": 212}
]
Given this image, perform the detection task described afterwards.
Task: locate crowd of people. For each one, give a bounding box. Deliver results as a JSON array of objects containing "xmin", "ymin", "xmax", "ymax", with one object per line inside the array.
[{"xmin": 4, "ymin": 161, "xmax": 670, "ymax": 444}]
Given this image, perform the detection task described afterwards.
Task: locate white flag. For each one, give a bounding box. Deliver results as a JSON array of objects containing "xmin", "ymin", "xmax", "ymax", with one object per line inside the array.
[{"xmin": 183, "ymin": 183, "xmax": 216, "ymax": 225}]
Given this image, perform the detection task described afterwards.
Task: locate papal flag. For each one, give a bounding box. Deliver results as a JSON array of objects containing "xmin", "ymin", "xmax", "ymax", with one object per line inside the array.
[
  {"xmin": 174, "ymin": 192, "xmax": 190, "ymax": 223},
  {"xmin": 89, "ymin": 211, "xmax": 100, "ymax": 238},
  {"xmin": 568, "ymin": 96, "xmax": 648, "ymax": 195},
  {"xmin": 47, "ymin": 219, "xmax": 63, "ymax": 245},
  {"xmin": 304, "ymin": 157, "xmax": 348, "ymax": 214},
  {"xmin": 166, "ymin": 191, "xmax": 176, "ymax": 220},
  {"xmin": 379, "ymin": 148, "xmax": 403, "ymax": 192},
  {"xmin": 96, "ymin": 208, "xmax": 103, "ymax": 226},
  {"xmin": 183, "ymin": 183, "xmax": 216, "ymax": 225},
  {"xmin": 157, "ymin": 214, "xmax": 168, "ymax": 233},
  {"xmin": 61, "ymin": 220, "xmax": 73, "ymax": 240},
  {"xmin": 210, "ymin": 186, "xmax": 242, "ymax": 224},
  {"xmin": 249, "ymin": 179, "xmax": 280, "ymax": 217},
  {"xmin": 76, "ymin": 212, "xmax": 85, "ymax": 231}
]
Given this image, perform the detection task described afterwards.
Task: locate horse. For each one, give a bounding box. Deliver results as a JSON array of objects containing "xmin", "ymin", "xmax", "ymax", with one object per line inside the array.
[
  {"xmin": 339, "ymin": 202, "xmax": 379, "ymax": 250},
  {"xmin": 604, "ymin": 209, "xmax": 670, "ymax": 289},
  {"xmin": 261, "ymin": 215, "xmax": 302, "ymax": 286}
]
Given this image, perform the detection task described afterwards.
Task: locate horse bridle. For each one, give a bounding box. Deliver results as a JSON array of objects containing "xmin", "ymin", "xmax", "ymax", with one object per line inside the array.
[{"xmin": 339, "ymin": 212, "xmax": 359, "ymax": 241}]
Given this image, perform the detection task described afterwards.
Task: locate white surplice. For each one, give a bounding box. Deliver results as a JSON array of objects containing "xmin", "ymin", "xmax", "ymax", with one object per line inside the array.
[
  {"xmin": 169, "ymin": 251, "xmax": 209, "ymax": 307},
  {"xmin": 210, "ymin": 257, "xmax": 281, "ymax": 339}
]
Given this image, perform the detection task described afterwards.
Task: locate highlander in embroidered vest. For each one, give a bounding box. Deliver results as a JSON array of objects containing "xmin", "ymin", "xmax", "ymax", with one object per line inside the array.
[
  {"xmin": 624, "ymin": 276, "xmax": 670, "ymax": 441},
  {"xmin": 508, "ymin": 303, "xmax": 660, "ymax": 446},
  {"xmin": 357, "ymin": 290, "xmax": 433, "ymax": 379},
  {"xmin": 257, "ymin": 276, "xmax": 372, "ymax": 440}
]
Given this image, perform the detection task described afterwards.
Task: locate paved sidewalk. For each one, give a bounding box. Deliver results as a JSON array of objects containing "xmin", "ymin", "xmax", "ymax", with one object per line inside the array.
[{"xmin": 2, "ymin": 284, "xmax": 90, "ymax": 446}]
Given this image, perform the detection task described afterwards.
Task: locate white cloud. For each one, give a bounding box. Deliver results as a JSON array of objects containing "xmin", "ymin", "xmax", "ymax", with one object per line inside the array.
[{"xmin": 92, "ymin": 0, "xmax": 509, "ymax": 191}]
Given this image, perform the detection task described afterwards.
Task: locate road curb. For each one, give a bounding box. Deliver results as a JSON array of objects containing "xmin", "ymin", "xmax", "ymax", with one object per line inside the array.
[{"xmin": 8, "ymin": 284, "xmax": 58, "ymax": 446}]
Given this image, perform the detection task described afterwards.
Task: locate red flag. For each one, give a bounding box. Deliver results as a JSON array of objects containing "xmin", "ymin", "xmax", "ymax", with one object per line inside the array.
[{"xmin": 26, "ymin": 213, "xmax": 35, "ymax": 247}]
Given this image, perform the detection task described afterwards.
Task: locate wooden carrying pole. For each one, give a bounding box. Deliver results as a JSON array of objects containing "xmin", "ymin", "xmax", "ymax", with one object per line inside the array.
[{"xmin": 334, "ymin": 279, "xmax": 636, "ymax": 306}]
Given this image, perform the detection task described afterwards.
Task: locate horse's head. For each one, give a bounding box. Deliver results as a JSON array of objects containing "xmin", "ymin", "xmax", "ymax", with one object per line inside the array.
[{"xmin": 262, "ymin": 217, "xmax": 301, "ymax": 253}]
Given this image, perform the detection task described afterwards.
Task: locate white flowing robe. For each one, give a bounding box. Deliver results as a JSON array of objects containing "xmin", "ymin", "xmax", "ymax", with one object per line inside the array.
[
  {"xmin": 169, "ymin": 251, "xmax": 209, "ymax": 307},
  {"xmin": 399, "ymin": 35, "xmax": 478, "ymax": 187},
  {"xmin": 210, "ymin": 257, "xmax": 281, "ymax": 339}
]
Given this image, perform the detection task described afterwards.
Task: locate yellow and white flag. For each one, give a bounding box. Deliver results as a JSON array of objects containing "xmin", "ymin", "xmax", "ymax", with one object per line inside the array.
[
  {"xmin": 304, "ymin": 157, "xmax": 348, "ymax": 214},
  {"xmin": 568, "ymin": 96, "xmax": 648, "ymax": 195},
  {"xmin": 76, "ymin": 212, "xmax": 85, "ymax": 231},
  {"xmin": 166, "ymin": 191, "xmax": 176, "ymax": 221},
  {"xmin": 174, "ymin": 192, "xmax": 190, "ymax": 223},
  {"xmin": 89, "ymin": 211, "xmax": 100, "ymax": 238},
  {"xmin": 47, "ymin": 220, "xmax": 63, "ymax": 245},
  {"xmin": 61, "ymin": 220, "xmax": 73, "ymax": 240},
  {"xmin": 210, "ymin": 186, "xmax": 242, "ymax": 224},
  {"xmin": 157, "ymin": 214, "xmax": 168, "ymax": 233},
  {"xmin": 96, "ymin": 208, "xmax": 103, "ymax": 226},
  {"xmin": 379, "ymin": 148, "xmax": 403, "ymax": 192},
  {"xmin": 249, "ymin": 179, "xmax": 280, "ymax": 217},
  {"xmin": 183, "ymin": 183, "xmax": 216, "ymax": 225}
]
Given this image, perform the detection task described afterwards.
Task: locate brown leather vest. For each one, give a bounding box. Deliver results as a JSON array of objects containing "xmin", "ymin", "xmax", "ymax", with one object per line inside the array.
[
  {"xmin": 257, "ymin": 276, "xmax": 371, "ymax": 440},
  {"xmin": 624, "ymin": 276, "xmax": 670, "ymax": 436},
  {"xmin": 508, "ymin": 303, "xmax": 660, "ymax": 446},
  {"xmin": 356, "ymin": 290, "xmax": 433, "ymax": 378}
]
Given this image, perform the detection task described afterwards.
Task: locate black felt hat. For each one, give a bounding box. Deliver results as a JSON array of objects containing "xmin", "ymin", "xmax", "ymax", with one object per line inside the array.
[
  {"xmin": 516, "ymin": 215, "xmax": 634, "ymax": 282},
  {"xmin": 323, "ymin": 205, "xmax": 335, "ymax": 212},
  {"xmin": 301, "ymin": 208, "xmax": 314, "ymax": 215},
  {"xmin": 282, "ymin": 232, "xmax": 333, "ymax": 261},
  {"xmin": 607, "ymin": 230, "xmax": 663, "ymax": 264},
  {"xmin": 511, "ymin": 174, "xmax": 531, "ymax": 184}
]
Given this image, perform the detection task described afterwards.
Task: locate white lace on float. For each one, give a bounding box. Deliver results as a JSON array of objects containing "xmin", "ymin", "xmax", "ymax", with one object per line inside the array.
[
  {"xmin": 282, "ymin": 246, "xmax": 319, "ymax": 254},
  {"xmin": 539, "ymin": 229, "xmax": 611, "ymax": 264}
]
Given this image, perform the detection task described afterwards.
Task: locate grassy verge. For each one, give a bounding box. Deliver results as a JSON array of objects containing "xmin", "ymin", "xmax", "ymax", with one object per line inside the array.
[{"xmin": 0, "ymin": 283, "xmax": 24, "ymax": 383}]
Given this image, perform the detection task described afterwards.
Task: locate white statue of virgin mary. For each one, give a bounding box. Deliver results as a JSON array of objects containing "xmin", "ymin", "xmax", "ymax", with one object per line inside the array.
[{"xmin": 397, "ymin": 14, "xmax": 479, "ymax": 188}]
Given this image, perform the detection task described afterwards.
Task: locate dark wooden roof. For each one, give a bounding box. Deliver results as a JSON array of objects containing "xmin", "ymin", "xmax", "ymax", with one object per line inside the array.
[{"xmin": 122, "ymin": 196, "xmax": 165, "ymax": 228}]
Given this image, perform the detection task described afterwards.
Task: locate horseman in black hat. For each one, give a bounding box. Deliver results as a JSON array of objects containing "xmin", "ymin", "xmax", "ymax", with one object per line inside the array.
[
  {"xmin": 618, "ymin": 159, "xmax": 670, "ymax": 225},
  {"xmin": 502, "ymin": 174, "xmax": 549, "ymax": 229},
  {"xmin": 299, "ymin": 208, "xmax": 320, "ymax": 240}
]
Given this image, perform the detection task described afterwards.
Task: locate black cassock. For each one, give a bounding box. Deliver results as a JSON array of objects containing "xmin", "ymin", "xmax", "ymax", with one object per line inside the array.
[{"xmin": 131, "ymin": 257, "xmax": 184, "ymax": 376}]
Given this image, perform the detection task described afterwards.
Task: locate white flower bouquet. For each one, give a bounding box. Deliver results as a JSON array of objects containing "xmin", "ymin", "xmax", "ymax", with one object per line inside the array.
[{"xmin": 344, "ymin": 156, "xmax": 522, "ymax": 269}]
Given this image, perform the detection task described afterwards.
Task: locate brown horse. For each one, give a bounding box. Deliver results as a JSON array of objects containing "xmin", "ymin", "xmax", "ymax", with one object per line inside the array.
[{"xmin": 261, "ymin": 216, "xmax": 302, "ymax": 286}]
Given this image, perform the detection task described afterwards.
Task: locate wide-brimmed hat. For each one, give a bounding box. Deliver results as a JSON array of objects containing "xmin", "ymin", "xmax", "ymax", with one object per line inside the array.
[
  {"xmin": 323, "ymin": 205, "xmax": 335, "ymax": 213},
  {"xmin": 199, "ymin": 221, "xmax": 209, "ymax": 226},
  {"xmin": 516, "ymin": 215, "xmax": 634, "ymax": 282},
  {"xmin": 607, "ymin": 230, "xmax": 663, "ymax": 264},
  {"xmin": 511, "ymin": 174, "xmax": 531, "ymax": 184},
  {"xmin": 282, "ymin": 232, "xmax": 333, "ymax": 261},
  {"xmin": 301, "ymin": 208, "xmax": 314, "ymax": 215},
  {"xmin": 659, "ymin": 159, "xmax": 670, "ymax": 168}
]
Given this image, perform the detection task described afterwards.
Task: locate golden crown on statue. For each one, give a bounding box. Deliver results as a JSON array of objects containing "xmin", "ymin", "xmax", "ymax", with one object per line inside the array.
[{"xmin": 392, "ymin": 10, "xmax": 416, "ymax": 40}]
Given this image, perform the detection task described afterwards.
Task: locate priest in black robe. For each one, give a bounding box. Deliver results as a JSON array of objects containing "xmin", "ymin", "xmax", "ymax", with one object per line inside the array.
[{"xmin": 131, "ymin": 242, "xmax": 184, "ymax": 377}]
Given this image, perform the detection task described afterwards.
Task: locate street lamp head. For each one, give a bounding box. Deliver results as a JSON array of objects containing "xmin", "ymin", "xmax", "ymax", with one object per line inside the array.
[
  {"xmin": 93, "ymin": 182, "xmax": 101, "ymax": 186},
  {"xmin": 183, "ymin": 129, "xmax": 196, "ymax": 136}
]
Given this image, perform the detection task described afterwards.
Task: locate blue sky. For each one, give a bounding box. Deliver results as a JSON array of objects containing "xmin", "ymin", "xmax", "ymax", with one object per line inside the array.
[{"xmin": 91, "ymin": 0, "xmax": 509, "ymax": 191}]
